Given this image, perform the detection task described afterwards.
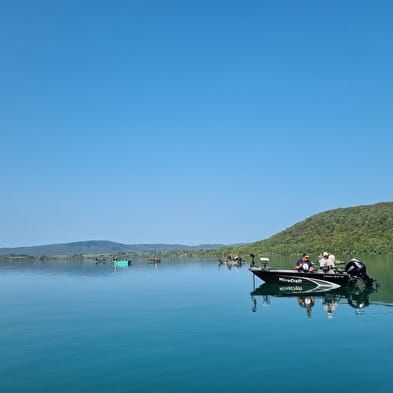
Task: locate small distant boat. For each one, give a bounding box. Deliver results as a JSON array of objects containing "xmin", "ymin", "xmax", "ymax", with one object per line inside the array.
[
  {"xmin": 112, "ymin": 260, "xmax": 131, "ymax": 267},
  {"xmin": 218, "ymin": 255, "xmax": 244, "ymax": 265},
  {"xmin": 148, "ymin": 256, "xmax": 161, "ymax": 263}
]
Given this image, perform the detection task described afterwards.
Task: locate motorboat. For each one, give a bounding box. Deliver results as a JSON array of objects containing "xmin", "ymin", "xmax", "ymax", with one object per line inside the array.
[{"xmin": 249, "ymin": 258, "xmax": 376, "ymax": 289}]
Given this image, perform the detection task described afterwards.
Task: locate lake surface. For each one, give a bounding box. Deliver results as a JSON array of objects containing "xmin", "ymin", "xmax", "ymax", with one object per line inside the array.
[{"xmin": 0, "ymin": 256, "xmax": 392, "ymax": 393}]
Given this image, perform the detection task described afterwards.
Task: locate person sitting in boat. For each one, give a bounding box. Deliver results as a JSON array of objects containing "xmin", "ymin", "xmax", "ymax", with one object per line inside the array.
[
  {"xmin": 319, "ymin": 251, "xmax": 336, "ymax": 272},
  {"xmin": 295, "ymin": 253, "xmax": 314, "ymax": 273}
]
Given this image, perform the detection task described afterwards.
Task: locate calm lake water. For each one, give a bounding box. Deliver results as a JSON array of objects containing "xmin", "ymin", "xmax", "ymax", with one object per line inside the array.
[{"xmin": 0, "ymin": 256, "xmax": 392, "ymax": 393}]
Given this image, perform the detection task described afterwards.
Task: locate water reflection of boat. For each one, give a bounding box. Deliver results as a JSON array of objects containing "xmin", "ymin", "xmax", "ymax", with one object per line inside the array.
[
  {"xmin": 250, "ymin": 283, "xmax": 378, "ymax": 317},
  {"xmin": 251, "ymin": 283, "xmax": 382, "ymax": 318},
  {"xmin": 249, "ymin": 258, "xmax": 376, "ymax": 289}
]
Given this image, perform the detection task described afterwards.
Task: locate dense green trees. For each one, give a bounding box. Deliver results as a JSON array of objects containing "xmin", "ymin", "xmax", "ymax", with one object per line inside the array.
[
  {"xmin": 201, "ymin": 202, "xmax": 393, "ymax": 259},
  {"xmin": 2, "ymin": 202, "xmax": 392, "ymax": 261}
]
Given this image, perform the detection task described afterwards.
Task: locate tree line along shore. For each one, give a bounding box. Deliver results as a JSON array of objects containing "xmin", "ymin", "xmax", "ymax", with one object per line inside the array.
[{"xmin": 1, "ymin": 202, "xmax": 392, "ymax": 262}]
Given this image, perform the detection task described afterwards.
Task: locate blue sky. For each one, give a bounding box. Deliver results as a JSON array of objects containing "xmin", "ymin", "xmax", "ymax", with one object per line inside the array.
[{"xmin": 1, "ymin": 1, "xmax": 392, "ymax": 247}]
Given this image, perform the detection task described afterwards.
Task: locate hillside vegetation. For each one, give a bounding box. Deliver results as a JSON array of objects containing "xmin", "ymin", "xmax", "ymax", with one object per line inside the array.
[
  {"xmin": 2, "ymin": 202, "xmax": 392, "ymax": 260},
  {"xmin": 206, "ymin": 202, "xmax": 393, "ymax": 258}
]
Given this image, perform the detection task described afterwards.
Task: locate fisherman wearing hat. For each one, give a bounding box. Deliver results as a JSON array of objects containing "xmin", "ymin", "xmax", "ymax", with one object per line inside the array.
[
  {"xmin": 295, "ymin": 253, "xmax": 314, "ymax": 273},
  {"xmin": 319, "ymin": 251, "xmax": 336, "ymax": 272}
]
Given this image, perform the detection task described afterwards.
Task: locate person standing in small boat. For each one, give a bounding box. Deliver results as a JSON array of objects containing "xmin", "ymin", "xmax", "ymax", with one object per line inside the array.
[{"xmin": 295, "ymin": 253, "xmax": 314, "ymax": 273}]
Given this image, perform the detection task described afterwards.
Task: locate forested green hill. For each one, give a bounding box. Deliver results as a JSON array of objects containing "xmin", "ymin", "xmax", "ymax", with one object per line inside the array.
[
  {"xmin": 209, "ymin": 202, "xmax": 393, "ymax": 258},
  {"xmin": 2, "ymin": 202, "xmax": 392, "ymax": 260}
]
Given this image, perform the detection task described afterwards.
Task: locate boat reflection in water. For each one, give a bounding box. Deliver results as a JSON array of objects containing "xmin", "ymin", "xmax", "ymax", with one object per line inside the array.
[{"xmin": 251, "ymin": 283, "xmax": 377, "ymax": 318}]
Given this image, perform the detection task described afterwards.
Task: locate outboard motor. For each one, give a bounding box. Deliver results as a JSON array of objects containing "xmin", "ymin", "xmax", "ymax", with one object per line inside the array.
[{"xmin": 344, "ymin": 259, "xmax": 375, "ymax": 287}]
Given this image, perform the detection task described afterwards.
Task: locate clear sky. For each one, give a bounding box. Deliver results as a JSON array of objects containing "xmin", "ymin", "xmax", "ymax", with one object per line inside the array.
[{"xmin": 1, "ymin": 1, "xmax": 393, "ymax": 248}]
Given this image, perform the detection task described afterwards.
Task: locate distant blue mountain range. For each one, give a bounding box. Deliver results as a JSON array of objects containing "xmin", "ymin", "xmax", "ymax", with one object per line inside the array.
[{"xmin": 0, "ymin": 240, "xmax": 228, "ymax": 257}]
